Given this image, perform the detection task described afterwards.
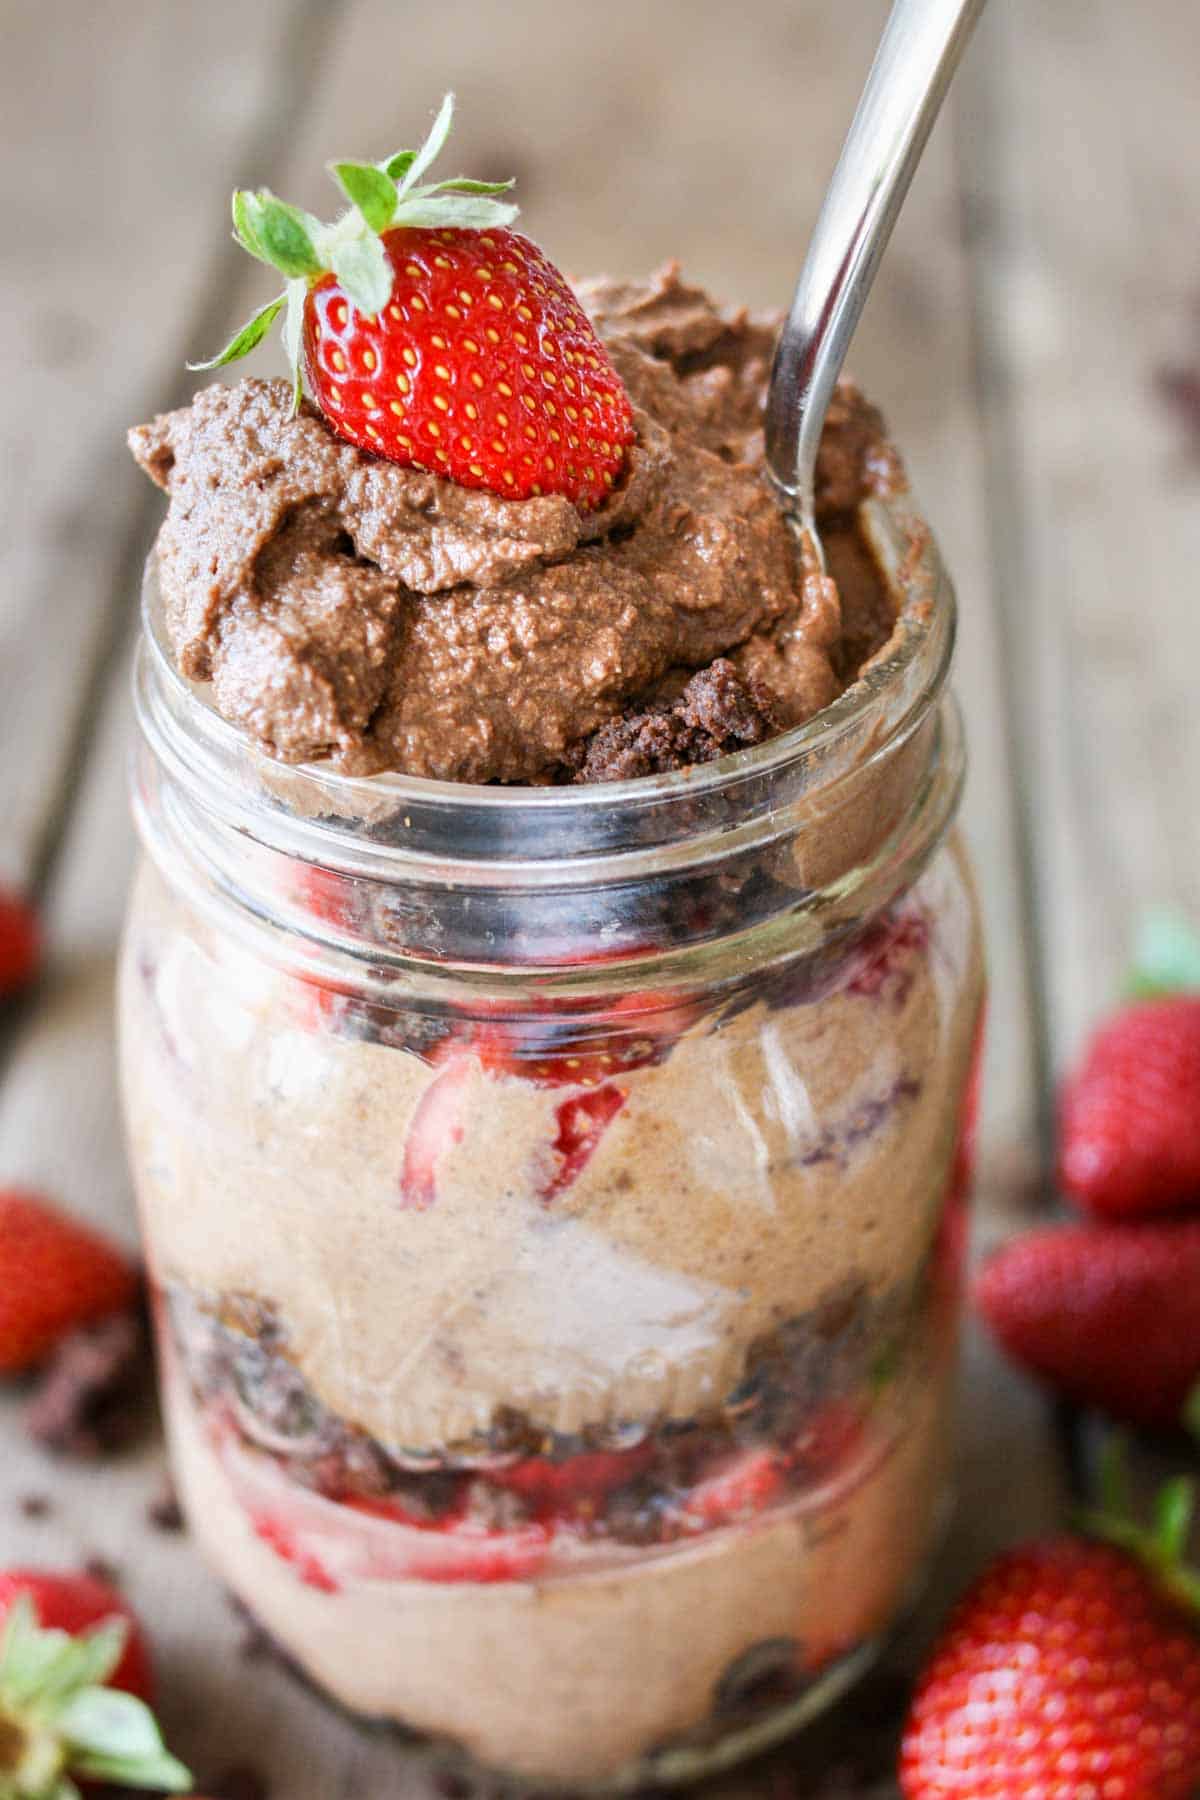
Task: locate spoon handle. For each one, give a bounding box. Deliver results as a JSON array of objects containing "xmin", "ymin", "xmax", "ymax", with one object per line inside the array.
[{"xmin": 765, "ymin": 0, "xmax": 985, "ymax": 520}]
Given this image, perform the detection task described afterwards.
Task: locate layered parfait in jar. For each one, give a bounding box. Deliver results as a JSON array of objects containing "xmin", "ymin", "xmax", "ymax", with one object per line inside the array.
[{"xmin": 121, "ymin": 101, "xmax": 984, "ymax": 1790}]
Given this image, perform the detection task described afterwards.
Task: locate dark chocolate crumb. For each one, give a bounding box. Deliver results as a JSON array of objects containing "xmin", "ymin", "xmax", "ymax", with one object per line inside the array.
[
  {"xmin": 17, "ymin": 1492, "xmax": 51, "ymax": 1519},
  {"xmin": 24, "ymin": 1304, "xmax": 152, "ymax": 1458},
  {"xmin": 146, "ymin": 1475, "xmax": 185, "ymax": 1533},
  {"xmin": 82, "ymin": 1554, "xmax": 122, "ymax": 1587},
  {"xmin": 569, "ymin": 659, "xmax": 780, "ymax": 783},
  {"xmin": 1155, "ymin": 361, "xmax": 1200, "ymax": 457}
]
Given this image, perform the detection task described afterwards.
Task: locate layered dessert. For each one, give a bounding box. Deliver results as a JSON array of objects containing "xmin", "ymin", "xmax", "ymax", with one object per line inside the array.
[{"xmin": 122, "ymin": 101, "xmax": 984, "ymax": 1788}]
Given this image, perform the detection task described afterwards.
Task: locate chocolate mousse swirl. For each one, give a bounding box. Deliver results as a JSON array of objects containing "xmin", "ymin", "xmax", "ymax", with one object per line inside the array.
[{"xmin": 129, "ymin": 266, "xmax": 904, "ymax": 784}]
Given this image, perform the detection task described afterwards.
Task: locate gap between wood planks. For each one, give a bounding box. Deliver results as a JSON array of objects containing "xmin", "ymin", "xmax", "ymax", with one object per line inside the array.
[{"xmin": 955, "ymin": 7, "xmax": 1056, "ymax": 1189}]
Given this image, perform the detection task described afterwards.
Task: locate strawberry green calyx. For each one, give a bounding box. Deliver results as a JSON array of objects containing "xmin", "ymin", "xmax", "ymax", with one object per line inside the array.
[
  {"xmin": 190, "ymin": 92, "xmax": 518, "ymax": 409},
  {"xmin": 1077, "ymin": 1436, "xmax": 1200, "ymax": 1618},
  {"xmin": 1128, "ymin": 907, "xmax": 1200, "ymax": 999},
  {"xmin": 0, "ymin": 1598, "xmax": 191, "ymax": 1797}
]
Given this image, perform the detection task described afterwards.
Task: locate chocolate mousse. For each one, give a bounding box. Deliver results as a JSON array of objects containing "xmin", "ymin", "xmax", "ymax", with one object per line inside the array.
[{"xmin": 129, "ymin": 267, "xmax": 904, "ymax": 785}]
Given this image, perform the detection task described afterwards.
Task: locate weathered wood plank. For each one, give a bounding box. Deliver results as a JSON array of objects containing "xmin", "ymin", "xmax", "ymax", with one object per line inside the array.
[
  {"xmin": 963, "ymin": 0, "xmax": 1200, "ymax": 1075},
  {"xmin": 961, "ymin": 0, "xmax": 1200, "ymax": 1522},
  {"xmin": 0, "ymin": 0, "xmax": 327, "ymax": 895}
]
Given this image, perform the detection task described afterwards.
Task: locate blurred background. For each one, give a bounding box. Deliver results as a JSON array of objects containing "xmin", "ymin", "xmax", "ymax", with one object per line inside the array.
[{"xmin": 1, "ymin": 0, "xmax": 1198, "ymax": 1787}]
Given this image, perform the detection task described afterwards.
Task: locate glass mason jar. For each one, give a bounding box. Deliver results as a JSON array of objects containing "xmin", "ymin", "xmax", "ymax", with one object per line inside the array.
[{"xmin": 120, "ymin": 488, "xmax": 983, "ymax": 1792}]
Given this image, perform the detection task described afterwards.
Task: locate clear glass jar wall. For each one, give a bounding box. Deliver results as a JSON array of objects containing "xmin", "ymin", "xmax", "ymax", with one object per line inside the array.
[{"xmin": 119, "ymin": 496, "xmax": 984, "ymax": 1790}]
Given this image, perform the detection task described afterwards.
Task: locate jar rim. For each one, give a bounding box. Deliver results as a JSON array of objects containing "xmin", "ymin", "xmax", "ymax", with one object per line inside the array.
[
  {"xmin": 135, "ymin": 485, "xmax": 954, "ymax": 878},
  {"xmin": 133, "ymin": 486, "xmax": 963, "ymax": 981}
]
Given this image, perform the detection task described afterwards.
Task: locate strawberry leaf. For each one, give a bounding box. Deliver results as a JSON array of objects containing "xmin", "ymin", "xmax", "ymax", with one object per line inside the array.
[
  {"xmin": 231, "ymin": 189, "xmax": 272, "ymax": 265},
  {"xmin": 398, "ymin": 91, "xmax": 454, "ymax": 195},
  {"xmin": 425, "ymin": 176, "xmax": 515, "ymax": 196},
  {"xmin": 1153, "ymin": 1478, "xmax": 1195, "ymax": 1566},
  {"xmin": 29, "ymin": 1619, "xmax": 127, "ymax": 1705},
  {"xmin": 391, "ymin": 194, "xmax": 519, "ymax": 232},
  {"xmin": 71, "ymin": 1748, "xmax": 193, "ymax": 1791},
  {"xmin": 283, "ymin": 278, "xmax": 307, "ymax": 414},
  {"xmin": 187, "ymin": 291, "xmax": 287, "ymax": 371},
  {"xmin": 383, "ymin": 148, "xmax": 417, "ymax": 183},
  {"xmin": 330, "ymin": 159, "xmax": 397, "ymax": 233},
  {"xmin": 329, "ymin": 232, "xmax": 392, "ymax": 317},
  {"xmin": 1129, "ymin": 908, "xmax": 1200, "ymax": 998},
  {"xmin": 60, "ymin": 1687, "xmax": 163, "ymax": 1759},
  {"xmin": 238, "ymin": 191, "xmax": 323, "ymax": 279},
  {"xmin": 61, "ymin": 1689, "xmax": 193, "ymax": 1791},
  {"xmin": 0, "ymin": 1603, "xmax": 79, "ymax": 1708}
]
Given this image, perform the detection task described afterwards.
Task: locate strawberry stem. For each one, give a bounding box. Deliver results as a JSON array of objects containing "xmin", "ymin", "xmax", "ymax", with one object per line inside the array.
[
  {"xmin": 1077, "ymin": 1435, "xmax": 1200, "ymax": 1623},
  {"xmin": 1128, "ymin": 907, "xmax": 1200, "ymax": 998}
]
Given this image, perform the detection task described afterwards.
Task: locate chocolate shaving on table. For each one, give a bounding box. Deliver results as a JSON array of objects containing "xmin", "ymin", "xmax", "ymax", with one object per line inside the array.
[{"xmin": 24, "ymin": 1303, "xmax": 153, "ymax": 1458}]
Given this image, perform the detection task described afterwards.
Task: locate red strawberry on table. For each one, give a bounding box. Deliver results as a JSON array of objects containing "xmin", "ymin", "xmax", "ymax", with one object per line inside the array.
[
  {"xmin": 0, "ymin": 1189, "xmax": 138, "ymax": 1374},
  {"xmin": 1059, "ymin": 995, "xmax": 1200, "ymax": 1219},
  {"xmin": 0, "ymin": 885, "xmax": 40, "ymax": 1000},
  {"xmin": 194, "ymin": 93, "xmax": 635, "ymax": 510},
  {"xmin": 900, "ymin": 1459, "xmax": 1200, "ymax": 1799},
  {"xmin": 974, "ymin": 1216, "xmax": 1200, "ymax": 1431},
  {"xmin": 0, "ymin": 1569, "xmax": 190, "ymax": 1793}
]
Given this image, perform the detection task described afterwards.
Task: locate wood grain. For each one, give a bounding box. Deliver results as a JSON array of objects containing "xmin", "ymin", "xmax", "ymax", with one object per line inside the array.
[
  {"xmin": 10, "ymin": 0, "xmax": 1175, "ymax": 1791},
  {"xmin": 963, "ymin": 0, "xmax": 1200, "ymax": 1076},
  {"xmin": 0, "ymin": 0, "xmax": 331, "ymax": 896}
]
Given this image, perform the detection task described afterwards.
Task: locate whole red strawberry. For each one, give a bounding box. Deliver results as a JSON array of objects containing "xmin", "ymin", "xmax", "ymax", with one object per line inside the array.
[
  {"xmin": 974, "ymin": 1217, "xmax": 1200, "ymax": 1431},
  {"xmin": 0, "ymin": 1568, "xmax": 190, "ymax": 1793},
  {"xmin": 901, "ymin": 1536, "xmax": 1200, "ymax": 1798},
  {"xmin": 1059, "ymin": 995, "xmax": 1200, "ymax": 1219},
  {"xmin": 0, "ymin": 1188, "xmax": 138, "ymax": 1373},
  {"xmin": 196, "ymin": 93, "xmax": 635, "ymax": 510},
  {"xmin": 0, "ymin": 1569, "xmax": 153, "ymax": 1702},
  {"xmin": 0, "ymin": 885, "xmax": 40, "ymax": 999}
]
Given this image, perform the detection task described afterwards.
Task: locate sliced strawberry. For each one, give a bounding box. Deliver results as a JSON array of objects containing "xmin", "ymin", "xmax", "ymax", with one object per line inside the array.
[
  {"xmin": 846, "ymin": 909, "xmax": 929, "ymax": 1002},
  {"xmin": 342, "ymin": 1499, "xmax": 549, "ymax": 1583},
  {"xmin": 791, "ymin": 1399, "xmax": 866, "ymax": 1482},
  {"xmin": 250, "ymin": 1512, "xmax": 339, "ymax": 1594},
  {"xmin": 537, "ymin": 1083, "xmax": 627, "ymax": 1202},
  {"xmin": 472, "ymin": 989, "xmax": 686, "ymax": 1090},
  {"xmin": 219, "ymin": 1414, "xmax": 549, "ymax": 1585},
  {"xmin": 682, "ymin": 1447, "xmax": 784, "ymax": 1529},
  {"xmin": 491, "ymin": 1440, "xmax": 655, "ymax": 1514},
  {"xmin": 398, "ymin": 1051, "xmax": 474, "ymax": 1209}
]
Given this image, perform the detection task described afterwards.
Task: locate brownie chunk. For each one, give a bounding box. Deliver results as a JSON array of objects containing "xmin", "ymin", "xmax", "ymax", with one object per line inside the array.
[{"xmin": 569, "ymin": 660, "xmax": 781, "ymax": 783}]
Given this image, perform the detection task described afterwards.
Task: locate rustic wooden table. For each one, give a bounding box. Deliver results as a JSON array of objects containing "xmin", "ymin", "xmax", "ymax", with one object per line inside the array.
[{"xmin": 2, "ymin": 1, "xmax": 1197, "ymax": 1793}]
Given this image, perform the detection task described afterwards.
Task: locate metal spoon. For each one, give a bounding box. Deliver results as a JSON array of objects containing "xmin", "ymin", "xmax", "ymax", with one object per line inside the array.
[{"xmin": 764, "ymin": 0, "xmax": 986, "ymax": 561}]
